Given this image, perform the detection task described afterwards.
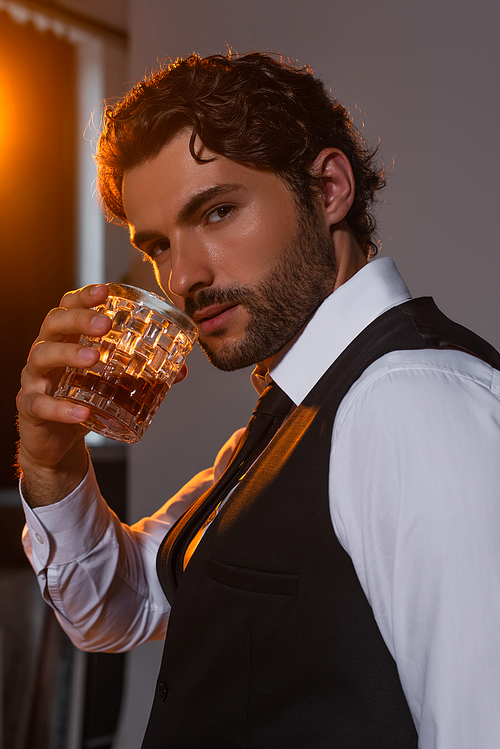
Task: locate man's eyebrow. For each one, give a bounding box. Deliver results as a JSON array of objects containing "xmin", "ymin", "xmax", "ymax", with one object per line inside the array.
[
  {"xmin": 176, "ymin": 183, "xmax": 243, "ymax": 224},
  {"xmin": 129, "ymin": 228, "xmax": 164, "ymax": 250}
]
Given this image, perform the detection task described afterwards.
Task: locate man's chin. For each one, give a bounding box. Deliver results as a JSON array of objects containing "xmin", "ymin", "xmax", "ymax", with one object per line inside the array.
[
  {"xmin": 198, "ymin": 328, "xmax": 292, "ymax": 372},
  {"xmin": 197, "ymin": 336, "xmax": 255, "ymax": 372}
]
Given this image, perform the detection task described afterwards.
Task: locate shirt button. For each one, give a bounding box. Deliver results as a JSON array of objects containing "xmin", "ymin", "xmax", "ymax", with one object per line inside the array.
[
  {"xmin": 35, "ymin": 533, "xmax": 45, "ymax": 545},
  {"xmin": 157, "ymin": 683, "xmax": 168, "ymax": 701}
]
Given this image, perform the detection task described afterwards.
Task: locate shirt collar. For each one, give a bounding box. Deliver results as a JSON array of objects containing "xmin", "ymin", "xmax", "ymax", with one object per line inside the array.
[{"xmin": 251, "ymin": 257, "xmax": 411, "ymax": 403}]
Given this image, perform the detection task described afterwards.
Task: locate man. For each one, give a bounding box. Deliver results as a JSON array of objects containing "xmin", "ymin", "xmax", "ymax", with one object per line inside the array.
[{"xmin": 17, "ymin": 53, "xmax": 500, "ymax": 748}]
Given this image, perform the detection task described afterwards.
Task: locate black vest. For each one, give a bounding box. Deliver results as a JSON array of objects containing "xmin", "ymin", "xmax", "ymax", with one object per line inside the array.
[{"xmin": 142, "ymin": 298, "xmax": 500, "ymax": 749}]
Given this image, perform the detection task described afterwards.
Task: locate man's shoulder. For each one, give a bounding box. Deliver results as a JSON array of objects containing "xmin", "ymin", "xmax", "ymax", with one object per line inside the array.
[
  {"xmin": 334, "ymin": 347, "xmax": 500, "ymax": 434},
  {"xmin": 359, "ymin": 345, "xmax": 499, "ymax": 388}
]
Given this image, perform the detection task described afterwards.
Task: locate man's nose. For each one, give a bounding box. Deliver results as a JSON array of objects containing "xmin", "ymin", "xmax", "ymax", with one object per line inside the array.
[{"xmin": 167, "ymin": 237, "xmax": 214, "ymax": 300}]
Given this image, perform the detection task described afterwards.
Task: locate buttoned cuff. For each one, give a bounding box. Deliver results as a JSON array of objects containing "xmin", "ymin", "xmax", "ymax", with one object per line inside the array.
[{"xmin": 20, "ymin": 462, "xmax": 111, "ymax": 570}]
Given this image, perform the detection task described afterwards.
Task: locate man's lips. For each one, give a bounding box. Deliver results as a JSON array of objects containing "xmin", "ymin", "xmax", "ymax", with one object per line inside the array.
[{"xmin": 192, "ymin": 302, "xmax": 240, "ymax": 334}]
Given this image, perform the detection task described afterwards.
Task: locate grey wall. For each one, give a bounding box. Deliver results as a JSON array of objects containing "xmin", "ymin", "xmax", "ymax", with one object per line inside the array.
[{"xmin": 114, "ymin": 2, "xmax": 500, "ymax": 746}]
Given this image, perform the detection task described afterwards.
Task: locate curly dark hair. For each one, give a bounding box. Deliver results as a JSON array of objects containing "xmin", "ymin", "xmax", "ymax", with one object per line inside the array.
[{"xmin": 96, "ymin": 52, "xmax": 386, "ymax": 257}]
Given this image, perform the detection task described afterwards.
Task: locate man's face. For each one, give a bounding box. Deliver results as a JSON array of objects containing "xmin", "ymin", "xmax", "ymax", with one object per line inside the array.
[{"xmin": 122, "ymin": 130, "xmax": 337, "ymax": 371}]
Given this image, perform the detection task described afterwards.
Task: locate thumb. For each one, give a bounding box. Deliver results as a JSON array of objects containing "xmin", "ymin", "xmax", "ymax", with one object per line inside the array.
[{"xmin": 173, "ymin": 363, "xmax": 188, "ymax": 385}]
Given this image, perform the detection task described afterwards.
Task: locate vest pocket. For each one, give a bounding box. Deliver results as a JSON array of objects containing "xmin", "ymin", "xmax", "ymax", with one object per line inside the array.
[{"xmin": 208, "ymin": 558, "xmax": 300, "ymax": 595}]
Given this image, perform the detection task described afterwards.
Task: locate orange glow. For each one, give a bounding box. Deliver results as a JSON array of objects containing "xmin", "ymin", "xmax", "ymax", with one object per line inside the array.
[
  {"xmin": 0, "ymin": 75, "xmax": 9, "ymax": 147},
  {"xmin": 0, "ymin": 68, "xmax": 17, "ymax": 164}
]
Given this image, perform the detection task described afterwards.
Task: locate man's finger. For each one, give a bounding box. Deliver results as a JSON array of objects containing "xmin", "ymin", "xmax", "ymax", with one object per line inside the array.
[
  {"xmin": 21, "ymin": 340, "xmax": 100, "ymax": 383},
  {"xmin": 20, "ymin": 391, "xmax": 90, "ymax": 425},
  {"xmin": 60, "ymin": 283, "xmax": 109, "ymax": 309},
  {"xmin": 38, "ymin": 306, "xmax": 112, "ymax": 343}
]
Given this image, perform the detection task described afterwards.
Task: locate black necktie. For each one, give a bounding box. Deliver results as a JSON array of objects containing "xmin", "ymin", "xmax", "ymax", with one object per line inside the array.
[
  {"xmin": 181, "ymin": 381, "xmax": 293, "ymax": 570},
  {"xmin": 229, "ymin": 380, "xmax": 294, "ymax": 483}
]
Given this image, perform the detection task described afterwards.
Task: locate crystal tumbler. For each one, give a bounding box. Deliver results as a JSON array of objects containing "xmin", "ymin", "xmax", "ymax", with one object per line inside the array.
[{"xmin": 54, "ymin": 284, "xmax": 198, "ymax": 443}]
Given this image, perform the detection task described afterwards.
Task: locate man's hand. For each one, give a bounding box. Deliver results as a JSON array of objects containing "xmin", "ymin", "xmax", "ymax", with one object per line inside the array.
[{"xmin": 16, "ymin": 284, "xmax": 112, "ymax": 506}]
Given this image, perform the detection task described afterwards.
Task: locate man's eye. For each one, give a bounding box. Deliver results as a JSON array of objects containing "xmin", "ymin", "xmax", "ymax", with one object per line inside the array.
[
  {"xmin": 206, "ymin": 205, "xmax": 233, "ymax": 224},
  {"xmin": 147, "ymin": 241, "xmax": 170, "ymax": 259}
]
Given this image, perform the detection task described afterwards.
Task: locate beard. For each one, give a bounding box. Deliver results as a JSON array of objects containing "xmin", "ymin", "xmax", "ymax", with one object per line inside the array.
[{"xmin": 184, "ymin": 206, "xmax": 337, "ymax": 371}]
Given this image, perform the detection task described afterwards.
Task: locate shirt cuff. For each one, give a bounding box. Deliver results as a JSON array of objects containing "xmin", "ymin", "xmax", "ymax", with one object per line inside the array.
[{"xmin": 20, "ymin": 461, "xmax": 111, "ymax": 570}]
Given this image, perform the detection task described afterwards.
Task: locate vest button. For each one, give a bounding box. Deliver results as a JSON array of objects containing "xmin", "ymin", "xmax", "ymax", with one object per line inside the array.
[{"xmin": 157, "ymin": 682, "xmax": 168, "ymax": 701}]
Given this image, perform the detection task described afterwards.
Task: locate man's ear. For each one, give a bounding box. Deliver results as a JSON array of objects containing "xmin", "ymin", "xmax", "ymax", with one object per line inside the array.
[{"xmin": 310, "ymin": 148, "xmax": 355, "ymax": 227}]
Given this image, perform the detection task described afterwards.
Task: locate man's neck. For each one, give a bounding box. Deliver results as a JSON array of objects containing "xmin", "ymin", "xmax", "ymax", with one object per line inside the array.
[{"xmin": 258, "ymin": 241, "xmax": 367, "ymax": 377}]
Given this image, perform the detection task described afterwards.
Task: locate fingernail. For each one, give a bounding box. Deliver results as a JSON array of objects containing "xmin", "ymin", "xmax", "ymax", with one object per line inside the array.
[
  {"xmin": 92, "ymin": 314, "xmax": 109, "ymax": 331},
  {"xmin": 72, "ymin": 406, "xmax": 88, "ymax": 420},
  {"xmin": 79, "ymin": 347, "xmax": 97, "ymax": 362},
  {"xmin": 89, "ymin": 284, "xmax": 106, "ymax": 297}
]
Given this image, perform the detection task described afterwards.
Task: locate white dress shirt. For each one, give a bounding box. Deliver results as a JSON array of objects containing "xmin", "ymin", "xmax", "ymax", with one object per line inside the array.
[{"xmin": 21, "ymin": 257, "xmax": 500, "ymax": 748}]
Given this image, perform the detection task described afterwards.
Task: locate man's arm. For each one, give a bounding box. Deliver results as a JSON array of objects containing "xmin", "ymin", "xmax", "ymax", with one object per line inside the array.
[
  {"xmin": 16, "ymin": 282, "xmax": 219, "ymax": 652},
  {"xmin": 21, "ymin": 460, "xmax": 216, "ymax": 651},
  {"xmin": 329, "ymin": 348, "xmax": 500, "ymax": 749},
  {"xmin": 20, "ymin": 432, "xmax": 242, "ymax": 651}
]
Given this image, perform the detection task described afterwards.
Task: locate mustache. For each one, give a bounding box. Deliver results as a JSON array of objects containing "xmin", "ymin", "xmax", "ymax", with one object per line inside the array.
[{"xmin": 185, "ymin": 285, "xmax": 254, "ymax": 317}]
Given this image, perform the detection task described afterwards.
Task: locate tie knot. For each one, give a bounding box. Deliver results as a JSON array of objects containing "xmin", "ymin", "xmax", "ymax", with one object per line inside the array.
[{"xmin": 253, "ymin": 382, "xmax": 293, "ymax": 418}]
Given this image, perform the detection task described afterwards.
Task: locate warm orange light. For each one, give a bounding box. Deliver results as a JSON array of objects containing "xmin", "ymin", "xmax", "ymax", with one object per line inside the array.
[
  {"xmin": 0, "ymin": 62, "xmax": 23, "ymax": 192},
  {"xmin": 0, "ymin": 77, "xmax": 7, "ymax": 142},
  {"xmin": 0, "ymin": 71, "xmax": 15, "ymax": 158}
]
